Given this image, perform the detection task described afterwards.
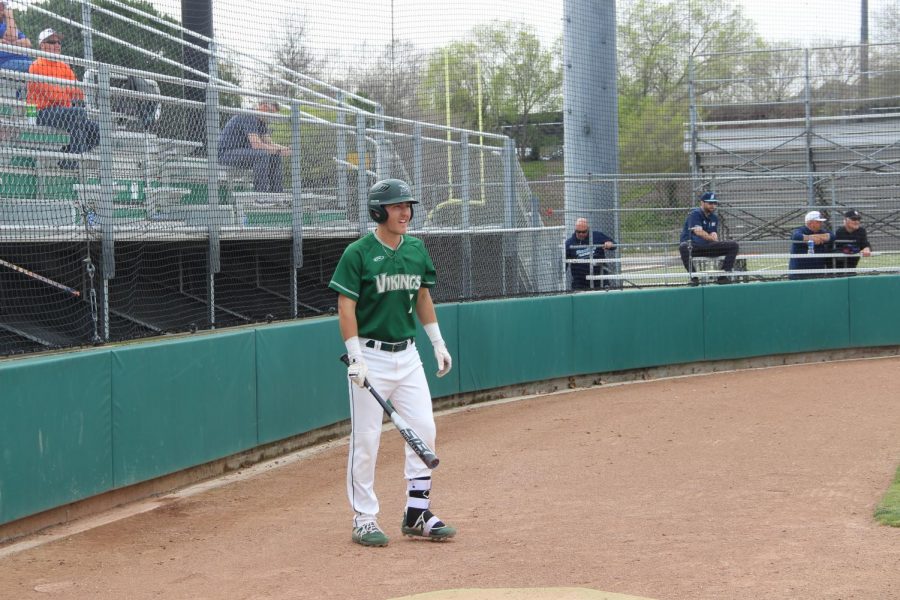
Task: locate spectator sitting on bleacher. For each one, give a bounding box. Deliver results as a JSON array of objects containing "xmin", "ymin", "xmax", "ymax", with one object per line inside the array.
[
  {"xmin": 788, "ymin": 210, "xmax": 835, "ymax": 280},
  {"xmin": 0, "ymin": 1, "xmax": 32, "ymax": 73},
  {"xmin": 26, "ymin": 29, "xmax": 99, "ymax": 169},
  {"xmin": 678, "ymin": 191, "xmax": 739, "ymax": 285},
  {"xmin": 218, "ymin": 100, "xmax": 290, "ymax": 193},
  {"xmin": 565, "ymin": 217, "xmax": 616, "ymax": 290}
]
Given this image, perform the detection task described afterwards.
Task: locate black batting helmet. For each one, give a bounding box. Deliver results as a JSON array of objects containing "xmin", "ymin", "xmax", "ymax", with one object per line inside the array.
[{"xmin": 367, "ymin": 179, "xmax": 418, "ymax": 223}]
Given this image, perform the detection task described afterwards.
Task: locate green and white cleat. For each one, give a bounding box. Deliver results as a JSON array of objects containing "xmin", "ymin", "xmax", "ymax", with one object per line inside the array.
[
  {"xmin": 401, "ymin": 511, "xmax": 456, "ymax": 541},
  {"xmin": 352, "ymin": 521, "xmax": 389, "ymax": 547}
]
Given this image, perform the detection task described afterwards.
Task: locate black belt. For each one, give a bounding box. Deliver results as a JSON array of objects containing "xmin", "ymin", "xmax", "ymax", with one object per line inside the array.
[{"xmin": 365, "ymin": 338, "xmax": 413, "ymax": 352}]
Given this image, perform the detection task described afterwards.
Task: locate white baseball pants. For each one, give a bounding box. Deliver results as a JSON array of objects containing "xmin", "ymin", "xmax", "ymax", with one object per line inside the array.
[{"xmin": 347, "ymin": 340, "xmax": 436, "ymax": 526}]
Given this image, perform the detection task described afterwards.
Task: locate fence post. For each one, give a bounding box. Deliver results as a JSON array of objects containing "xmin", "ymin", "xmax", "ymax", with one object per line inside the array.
[
  {"xmin": 356, "ymin": 113, "xmax": 369, "ymax": 235},
  {"xmin": 803, "ymin": 48, "xmax": 815, "ymax": 207},
  {"xmin": 97, "ymin": 64, "xmax": 115, "ymax": 341},
  {"xmin": 688, "ymin": 56, "xmax": 698, "ymax": 194},
  {"xmin": 375, "ymin": 104, "xmax": 388, "ymax": 179},
  {"xmin": 290, "ymin": 100, "xmax": 304, "ymax": 319},
  {"xmin": 336, "ymin": 93, "xmax": 348, "ymax": 210},
  {"xmin": 411, "ymin": 122, "xmax": 425, "ymax": 229},
  {"xmin": 460, "ymin": 134, "xmax": 472, "ymax": 297},
  {"xmin": 205, "ymin": 43, "xmax": 221, "ymax": 326},
  {"xmin": 502, "ymin": 136, "xmax": 517, "ymax": 294},
  {"xmin": 81, "ymin": 0, "xmax": 94, "ymax": 63}
]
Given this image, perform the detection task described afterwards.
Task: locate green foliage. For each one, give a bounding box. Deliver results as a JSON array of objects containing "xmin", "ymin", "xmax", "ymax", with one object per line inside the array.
[
  {"xmin": 874, "ymin": 464, "xmax": 900, "ymax": 527},
  {"xmin": 618, "ymin": 95, "xmax": 688, "ymax": 174},
  {"xmin": 519, "ymin": 158, "xmax": 562, "ymax": 180},
  {"xmin": 421, "ymin": 21, "xmax": 561, "ymax": 156},
  {"xmin": 17, "ymin": 0, "xmax": 183, "ymax": 79},
  {"xmin": 616, "ymin": 0, "xmax": 765, "ymax": 175}
]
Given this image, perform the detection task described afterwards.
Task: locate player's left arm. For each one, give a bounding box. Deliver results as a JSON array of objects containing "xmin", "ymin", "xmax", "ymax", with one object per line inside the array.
[{"xmin": 416, "ymin": 287, "xmax": 451, "ymax": 377}]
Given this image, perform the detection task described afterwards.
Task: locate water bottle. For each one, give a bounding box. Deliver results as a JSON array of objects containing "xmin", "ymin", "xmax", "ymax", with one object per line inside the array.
[
  {"xmin": 25, "ymin": 104, "xmax": 37, "ymax": 126},
  {"xmin": 807, "ymin": 239, "xmax": 815, "ymax": 254}
]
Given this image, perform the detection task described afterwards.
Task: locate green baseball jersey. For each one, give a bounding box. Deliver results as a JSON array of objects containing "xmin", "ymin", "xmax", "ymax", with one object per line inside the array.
[{"xmin": 329, "ymin": 233, "xmax": 437, "ymax": 342}]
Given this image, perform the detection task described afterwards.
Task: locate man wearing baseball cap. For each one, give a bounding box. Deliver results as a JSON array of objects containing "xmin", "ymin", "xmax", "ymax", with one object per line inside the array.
[
  {"xmin": 27, "ymin": 28, "xmax": 100, "ymax": 168},
  {"xmin": 678, "ymin": 191, "xmax": 740, "ymax": 285},
  {"xmin": 832, "ymin": 209, "xmax": 872, "ymax": 273},
  {"xmin": 788, "ymin": 210, "xmax": 835, "ymax": 280}
]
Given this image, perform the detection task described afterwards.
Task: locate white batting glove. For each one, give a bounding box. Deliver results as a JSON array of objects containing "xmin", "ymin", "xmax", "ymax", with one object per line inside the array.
[
  {"xmin": 347, "ymin": 355, "xmax": 368, "ymax": 388},
  {"xmin": 424, "ymin": 322, "xmax": 452, "ymax": 377},
  {"xmin": 433, "ymin": 342, "xmax": 452, "ymax": 377}
]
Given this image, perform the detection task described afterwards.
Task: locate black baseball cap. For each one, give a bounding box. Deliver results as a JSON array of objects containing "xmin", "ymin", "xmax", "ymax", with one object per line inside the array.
[
  {"xmin": 844, "ymin": 210, "xmax": 861, "ymax": 221},
  {"xmin": 699, "ymin": 191, "xmax": 718, "ymax": 203}
]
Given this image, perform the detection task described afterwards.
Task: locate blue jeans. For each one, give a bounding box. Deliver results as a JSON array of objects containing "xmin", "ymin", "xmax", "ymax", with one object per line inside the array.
[
  {"xmin": 37, "ymin": 107, "xmax": 100, "ymax": 154},
  {"xmin": 219, "ymin": 148, "xmax": 284, "ymax": 193},
  {"xmin": 0, "ymin": 57, "xmax": 33, "ymax": 72}
]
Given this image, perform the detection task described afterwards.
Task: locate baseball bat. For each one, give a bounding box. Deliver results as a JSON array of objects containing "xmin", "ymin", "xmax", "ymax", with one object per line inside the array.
[{"xmin": 340, "ymin": 353, "xmax": 439, "ymax": 469}]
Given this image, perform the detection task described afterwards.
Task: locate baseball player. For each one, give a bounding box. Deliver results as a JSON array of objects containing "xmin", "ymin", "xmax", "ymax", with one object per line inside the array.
[{"xmin": 328, "ymin": 178, "xmax": 456, "ymax": 547}]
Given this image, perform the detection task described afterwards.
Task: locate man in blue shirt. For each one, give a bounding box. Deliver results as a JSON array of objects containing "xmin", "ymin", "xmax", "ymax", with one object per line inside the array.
[
  {"xmin": 788, "ymin": 210, "xmax": 834, "ymax": 280},
  {"xmin": 0, "ymin": 2, "xmax": 32, "ymax": 72},
  {"xmin": 565, "ymin": 217, "xmax": 616, "ymax": 290},
  {"xmin": 218, "ymin": 101, "xmax": 290, "ymax": 193},
  {"xmin": 678, "ymin": 191, "xmax": 739, "ymax": 285}
]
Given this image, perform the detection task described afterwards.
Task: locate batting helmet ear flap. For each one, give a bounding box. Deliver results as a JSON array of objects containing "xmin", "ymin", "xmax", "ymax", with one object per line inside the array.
[
  {"xmin": 369, "ymin": 204, "xmax": 388, "ymax": 223},
  {"xmin": 368, "ymin": 204, "xmax": 414, "ymax": 224}
]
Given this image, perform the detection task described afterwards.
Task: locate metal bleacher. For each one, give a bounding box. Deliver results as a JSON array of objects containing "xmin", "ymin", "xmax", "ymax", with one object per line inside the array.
[{"xmin": 686, "ymin": 44, "xmax": 900, "ymax": 253}]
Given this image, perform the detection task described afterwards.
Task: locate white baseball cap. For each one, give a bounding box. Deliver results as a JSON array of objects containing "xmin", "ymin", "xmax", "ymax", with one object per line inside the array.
[
  {"xmin": 38, "ymin": 28, "xmax": 63, "ymax": 44},
  {"xmin": 804, "ymin": 210, "xmax": 827, "ymax": 223}
]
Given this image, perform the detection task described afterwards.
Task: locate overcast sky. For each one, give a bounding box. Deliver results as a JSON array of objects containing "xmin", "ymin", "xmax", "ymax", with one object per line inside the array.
[{"xmin": 138, "ymin": 0, "xmax": 892, "ymax": 72}]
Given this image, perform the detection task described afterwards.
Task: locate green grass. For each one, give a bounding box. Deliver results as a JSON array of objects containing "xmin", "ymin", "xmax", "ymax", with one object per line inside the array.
[
  {"xmin": 519, "ymin": 158, "xmax": 563, "ymax": 180},
  {"xmin": 875, "ymin": 464, "xmax": 900, "ymax": 527}
]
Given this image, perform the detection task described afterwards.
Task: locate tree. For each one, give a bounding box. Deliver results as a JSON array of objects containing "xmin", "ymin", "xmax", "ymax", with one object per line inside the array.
[
  {"xmin": 264, "ymin": 17, "xmax": 327, "ymax": 99},
  {"xmin": 421, "ymin": 21, "xmax": 562, "ymax": 156},
  {"xmin": 616, "ymin": 0, "xmax": 764, "ymax": 173},
  {"xmin": 352, "ymin": 40, "xmax": 427, "ymax": 122},
  {"xmin": 17, "ymin": 0, "xmax": 183, "ymax": 79},
  {"xmin": 618, "ymin": 0, "xmax": 764, "ymax": 104}
]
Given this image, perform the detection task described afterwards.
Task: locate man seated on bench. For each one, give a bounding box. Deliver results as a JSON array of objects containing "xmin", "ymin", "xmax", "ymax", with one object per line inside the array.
[
  {"xmin": 218, "ymin": 100, "xmax": 290, "ymax": 193},
  {"xmin": 678, "ymin": 191, "xmax": 739, "ymax": 285},
  {"xmin": 0, "ymin": 1, "xmax": 32, "ymax": 73},
  {"xmin": 26, "ymin": 28, "xmax": 99, "ymax": 169}
]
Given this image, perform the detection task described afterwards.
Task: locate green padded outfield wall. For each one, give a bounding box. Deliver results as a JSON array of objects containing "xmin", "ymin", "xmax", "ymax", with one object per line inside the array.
[
  {"xmin": 111, "ymin": 330, "xmax": 258, "ymax": 487},
  {"xmin": 3, "ymin": 277, "xmax": 900, "ymax": 526},
  {"xmin": 255, "ymin": 318, "xmax": 348, "ymax": 444},
  {"xmin": 458, "ymin": 296, "xmax": 574, "ymax": 392},
  {"xmin": 0, "ymin": 351, "xmax": 112, "ymax": 522},
  {"xmin": 571, "ymin": 287, "xmax": 704, "ymax": 374},
  {"xmin": 849, "ymin": 276, "xmax": 900, "ymax": 347},
  {"xmin": 703, "ymin": 278, "xmax": 851, "ymax": 360}
]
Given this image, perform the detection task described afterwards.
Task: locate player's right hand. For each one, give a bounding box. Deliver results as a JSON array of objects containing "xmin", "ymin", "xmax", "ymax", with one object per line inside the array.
[{"xmin": 347, "ymin": 355, "xmax": 368, "ymax": 387}]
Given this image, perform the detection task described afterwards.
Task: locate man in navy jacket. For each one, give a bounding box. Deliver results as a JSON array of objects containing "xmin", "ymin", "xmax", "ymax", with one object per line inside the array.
[
  {"xmin": 565, "ymin": 217, "xmax": 616, "ymax": 290},
  {"xmin": 679, "ymin": 191, "xmax": 739, "ymax": 285}
]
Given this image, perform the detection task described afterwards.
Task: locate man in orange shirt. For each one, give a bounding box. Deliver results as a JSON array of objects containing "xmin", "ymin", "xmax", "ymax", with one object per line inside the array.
[{"xmin": 27, "ymin": 28, "xmax": 99, "ymax": 167}]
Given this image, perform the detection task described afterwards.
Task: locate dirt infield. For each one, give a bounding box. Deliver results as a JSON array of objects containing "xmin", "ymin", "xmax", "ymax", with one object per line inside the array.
[{"xmin": 1, "ymin": 357, "xmax": 899, "ymax": 600}]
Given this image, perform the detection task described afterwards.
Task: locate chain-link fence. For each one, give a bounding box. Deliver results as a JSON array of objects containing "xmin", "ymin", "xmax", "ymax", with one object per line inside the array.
[{"xmin": 3, "ymin": 0, "xmax": 900, "ymax": 356}]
